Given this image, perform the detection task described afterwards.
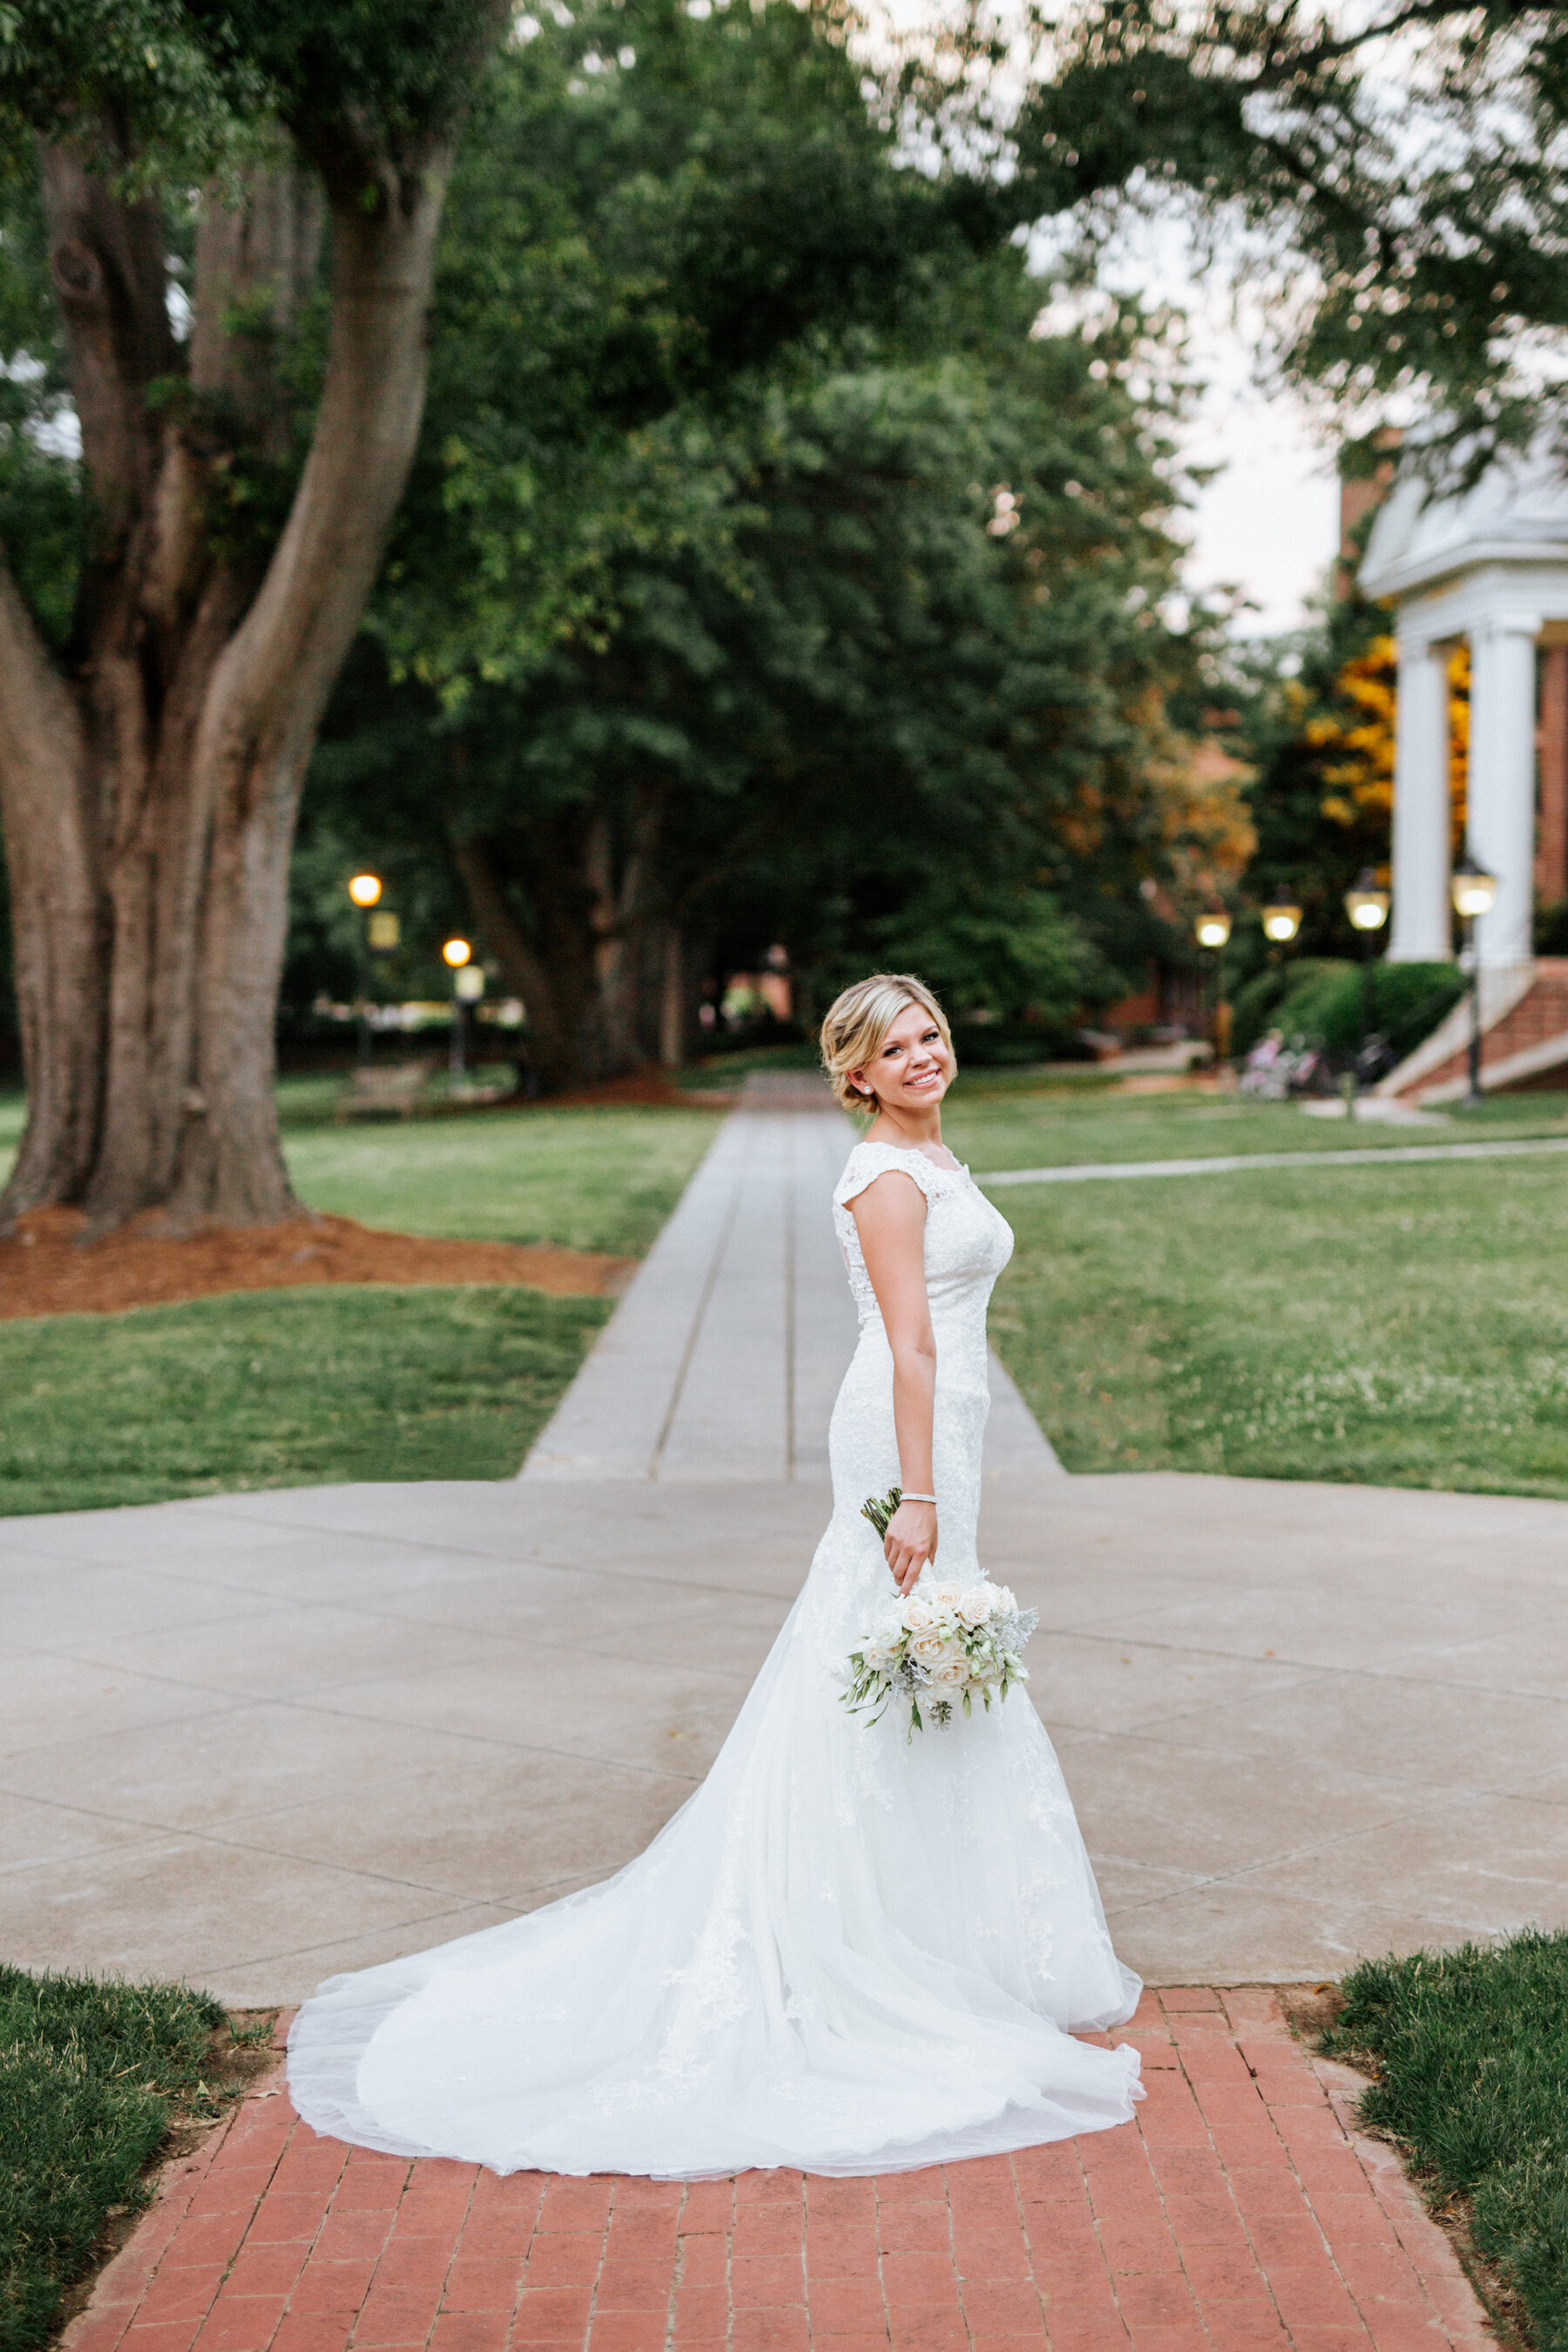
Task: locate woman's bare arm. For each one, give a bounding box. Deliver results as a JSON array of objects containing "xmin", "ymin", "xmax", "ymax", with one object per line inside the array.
[{"xmin": 851, "ymin": 1171, "xmax": 937, "ymax": 1594}]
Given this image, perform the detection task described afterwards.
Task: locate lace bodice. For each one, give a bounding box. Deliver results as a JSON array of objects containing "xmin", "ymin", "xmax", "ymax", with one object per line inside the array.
[
  {"xmin": 833, "ymin": 1140, "xmax": 1015, "ymax": 1358},
  {"xmin": 820, "ymin": 1140, "xmax": 1018, "ymax": 1595}
]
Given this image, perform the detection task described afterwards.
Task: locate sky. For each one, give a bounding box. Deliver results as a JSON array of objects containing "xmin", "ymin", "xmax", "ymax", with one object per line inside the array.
[
  {"xmin": 1177, "ymin": 356, "xmax": 1341, "ymax": 640},
  {"xmin": 1075, "ymin": 216, "xmax": 1343, "ymax": 641}
]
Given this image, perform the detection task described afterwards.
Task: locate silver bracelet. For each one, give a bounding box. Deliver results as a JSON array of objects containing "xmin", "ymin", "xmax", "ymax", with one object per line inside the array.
[{"xmin": 900, "ymin": 1492, "xmax": 937, "ymax": 1505}]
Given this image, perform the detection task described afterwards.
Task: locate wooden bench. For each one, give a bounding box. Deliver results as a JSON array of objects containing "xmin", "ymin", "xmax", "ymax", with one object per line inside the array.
[{"xmin": 334, "ymin": 1058, "xmax": 434, "ymax": 1122}]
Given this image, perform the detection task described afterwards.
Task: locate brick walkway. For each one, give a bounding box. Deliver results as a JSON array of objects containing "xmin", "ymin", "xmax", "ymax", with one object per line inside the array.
[{"xmin": 65, "ymin": 1990, "xmax": 1489, "ymax": 2352}]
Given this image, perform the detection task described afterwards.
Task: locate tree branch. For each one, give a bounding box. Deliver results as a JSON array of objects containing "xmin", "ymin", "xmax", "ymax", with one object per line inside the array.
[
  {"xmin": 196, "ymin": 159, "xmax": 452, "ymax": 794},
  {"xmin": 39, "ymin": 142, "xmax": 174, "ymax": 544},
  {"xmin": 0, "ymin": 552, "xmax": 104, "ymax": 1221},
  {"xmin": 1243, "ymin": 0, "xmax": 1484, "ymax": 82},
  {"xmin": 192, "ymin": 162, "xmax": 324, "ymax": 459}
]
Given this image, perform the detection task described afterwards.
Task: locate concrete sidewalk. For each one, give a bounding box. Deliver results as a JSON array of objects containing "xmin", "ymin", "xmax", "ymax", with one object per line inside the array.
[
  {"xmin": 5, "ymin": 1470, "xmax": 1568, "ymax": 2004},
  {"xmin": 2, "ymin": 1069, "xmax": 1565, "ymax": 2006}
]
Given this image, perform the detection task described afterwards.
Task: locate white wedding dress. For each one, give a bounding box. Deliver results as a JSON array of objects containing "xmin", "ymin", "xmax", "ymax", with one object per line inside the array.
[{"xmin": 287, "ymin": 1139, "xmax": 1143, "ymax": 2176}]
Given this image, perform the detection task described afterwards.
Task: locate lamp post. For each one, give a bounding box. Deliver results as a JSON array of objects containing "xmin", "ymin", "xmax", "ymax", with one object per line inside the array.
[
  {"xmin": 1450, "ymin": 853, "xmax": 1499, "ymax": 1106},
  {"xmin": 347, "ymin": 873, "xmax": 383, "ymax": 1066},
  {"xmin": 443, "ymin": 936, "xmax": 484, "ymax": 1078},
  {"xmin": 1260, "ymin": 891, "xmax": 1302, "ymax": 952},
  {"xmin": 1194, "ymin": 909, "xmax": 1231, "ymax": 1066},
  {"xmin": 1343, "ymin": 868, "xmax": 1390, "ymax": 1111}
]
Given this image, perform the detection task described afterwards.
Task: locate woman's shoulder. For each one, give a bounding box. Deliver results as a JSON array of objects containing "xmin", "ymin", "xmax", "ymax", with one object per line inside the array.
[{"xmin": 833, "ymin": 1139, "xmax": 952, "ymax": 1209}]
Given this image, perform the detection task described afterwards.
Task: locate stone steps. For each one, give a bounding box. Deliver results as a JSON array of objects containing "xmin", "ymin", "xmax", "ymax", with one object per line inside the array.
[{"xmin": 1381, "ymin": 955, "xmax": 1568, "ymax": 1101}]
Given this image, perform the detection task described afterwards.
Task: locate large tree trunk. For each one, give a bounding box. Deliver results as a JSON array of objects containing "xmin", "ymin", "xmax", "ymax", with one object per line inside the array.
[
  {"xmin": 450, "ymin": 806, "xmax": 666, "ymax": 1092},
  {"xmin": 588, "ymin": 791, "xmax": 662, "ymax": 1068},
  {"xmin": 0, "ymin": 142, "xmax": 454, "ymax": 1230},
  {"xmin": 448, "ymin": 831, "xmax": 576, "ymax": 1086}
]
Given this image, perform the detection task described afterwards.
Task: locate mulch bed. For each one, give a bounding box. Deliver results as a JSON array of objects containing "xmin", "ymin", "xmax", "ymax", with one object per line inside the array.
[{"xmin": 0, "ymin": 1207, "xmax": 634, "ymax": 1321}]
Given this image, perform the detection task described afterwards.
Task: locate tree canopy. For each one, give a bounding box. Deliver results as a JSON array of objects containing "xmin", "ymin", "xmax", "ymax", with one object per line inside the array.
[
  {"xmin": 286, "ymin": 0, "xmax": 1221, "ymax": 1082},
  {"xmin": 1024, "ymin": 1, "xmax": 1568, "ymax": 468}
]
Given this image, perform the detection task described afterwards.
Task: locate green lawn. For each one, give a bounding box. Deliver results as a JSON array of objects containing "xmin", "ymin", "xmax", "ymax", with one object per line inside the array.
[
  {"xmin": 942, "ymin": 1082, "xmax": 1568, "ymax": 1497},
  {"xmin": 0, "ymin": 1285, "xmax": 610, "ymax": 1516},
  {"xmin": 945, "ymin": 1072, "xmax": 1568, "ymax": 1170},
  {"xmin": 277, "ymin": 1081, "xmax": 718, "ymax": 1254},
  {"xmin": 9, "ymin": 1072, "xmax": 1568, "ymax": 1509},
  {"xmin": 0, "ymin": 1968, "xmax": 233, "ymax": 2352},
  {"xmin": 1324, "ymin": 1933, "xmax": 1568, "ymax": 2348},
  {"xmin": 0, "ymin": 1086, "xmax": 710, "ymax": 1516}
]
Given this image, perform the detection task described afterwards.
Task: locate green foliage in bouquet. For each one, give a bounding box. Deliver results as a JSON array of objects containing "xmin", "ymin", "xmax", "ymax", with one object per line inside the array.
[{"xmin": 860, "ymin": 1486, "xmax": 904, "ymax": 1542}]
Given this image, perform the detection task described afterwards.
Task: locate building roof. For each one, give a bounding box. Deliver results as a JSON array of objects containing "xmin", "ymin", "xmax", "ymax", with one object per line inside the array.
[{"xmin": 1361, "ymin": 435, "xmax": 1568, "ymax": 603}]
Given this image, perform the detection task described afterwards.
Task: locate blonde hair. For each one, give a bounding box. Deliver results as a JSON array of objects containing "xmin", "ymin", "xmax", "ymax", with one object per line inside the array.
[{"xmin": 819, "ymin": 973, "xmax": 954, "ymax": 1114}]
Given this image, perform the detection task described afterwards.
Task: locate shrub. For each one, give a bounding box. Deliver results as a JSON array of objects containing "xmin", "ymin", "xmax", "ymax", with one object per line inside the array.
[{"xmin": 1231, "ymin": 959, "xmax": 1463, "ymax": 1062}]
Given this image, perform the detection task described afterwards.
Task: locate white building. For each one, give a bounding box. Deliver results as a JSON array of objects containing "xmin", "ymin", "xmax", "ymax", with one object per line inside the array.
[
  {"xmin": 1362, "ymin": 439, "xmax": 1568, "ymax": 1099},
  {"xmin": 1362, "ymin": 438, "xmax": 1568, "ymax": 963}
]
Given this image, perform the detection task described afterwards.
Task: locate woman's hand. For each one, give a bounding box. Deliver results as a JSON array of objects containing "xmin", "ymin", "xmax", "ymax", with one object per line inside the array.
[{"xmin": 885, "ymin": 1498, "xmax": 936, "ymax": 1596}]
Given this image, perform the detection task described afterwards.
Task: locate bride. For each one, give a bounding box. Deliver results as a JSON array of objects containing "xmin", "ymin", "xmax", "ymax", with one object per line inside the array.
[{"xmin": 287, "ymin": 972, "xmax": 1143, "ymax": 2176}]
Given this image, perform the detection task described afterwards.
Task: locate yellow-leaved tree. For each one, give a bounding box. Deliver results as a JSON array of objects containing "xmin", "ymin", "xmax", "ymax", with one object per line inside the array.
[{"xmin": 1308, "ymin": 635, "xmax": 1470, "ymax": 854}]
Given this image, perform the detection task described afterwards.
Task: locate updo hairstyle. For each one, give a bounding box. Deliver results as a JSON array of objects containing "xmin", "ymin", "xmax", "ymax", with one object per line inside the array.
[{"xmin": 819, "ymin": 973, "xmax": 954, "ymax": 1114}]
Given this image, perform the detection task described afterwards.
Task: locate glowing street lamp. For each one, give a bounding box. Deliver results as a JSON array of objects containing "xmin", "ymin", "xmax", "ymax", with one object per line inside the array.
[
  {"xmin": 1342, "ymin": 869, "xmax": 1390, "ymax": 1109},
  {"xmin": 347, "ymin": 873, "xmax": 386, "ymax": 1064},
  {"xmin": 1450, "ymin": 855, "xmax": 1498, "ymax": 924},
  {"xmin": 1344, "ymin": 872, "xmax": 1390, "ymax": 934},
  {"xmin": 1450, "ymin": 854, "xmax": 1499, "ymax": 1105},
  {"xmin": 443, "ymin": 937, "xmax": 483, "ymax": 1076},
  {"xmin": 1261, "ymin": 892, "xmax": 1302, "ymax": 946},
  {"xmin": 1193, "ymin": 910, "xmax": 1231, "ymax": 1063}
]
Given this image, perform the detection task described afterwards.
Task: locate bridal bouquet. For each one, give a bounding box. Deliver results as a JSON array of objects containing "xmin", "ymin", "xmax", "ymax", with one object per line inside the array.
[{"xmin": 841, "ymin": 1525, "xmax": 1038, "ymax": 1737}]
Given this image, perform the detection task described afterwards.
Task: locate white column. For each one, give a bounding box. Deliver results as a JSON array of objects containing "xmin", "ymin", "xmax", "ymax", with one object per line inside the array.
[
  {"xmin": 1388, "ymin": 632, "xmax": 1453, "ymax": 963},
  {"xmin": 1468, "ymin": 614, "xmax": 1540, "ymax": 969}
]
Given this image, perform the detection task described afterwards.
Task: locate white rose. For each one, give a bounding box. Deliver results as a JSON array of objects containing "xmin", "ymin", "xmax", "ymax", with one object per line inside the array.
[
  {"xmin": 908, "ymin": 1631, "xmax": 949, "ymax": 1664},
  {"xmin": 956, "ymin": 1587, "xmax": 992, "ymax": 1629},
  {"xmin": 903, "ymin": 1596, "xmax": 937, "ymax": 1632},
  {"xmin": 990, "ymin": 1585, "xmax": 1017, "ymax": 1617},
  {"xmin": 925, "ymin": 1656, "xmax": 970, "ymax": 1691},
  {"xmin": 928, "ymin": 1581, "xmax": 964, "ymax": 1612}
]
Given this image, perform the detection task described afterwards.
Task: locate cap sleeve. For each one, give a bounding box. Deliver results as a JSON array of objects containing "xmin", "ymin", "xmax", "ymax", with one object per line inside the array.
[{"xmin": 833, "ymin": 1142, "xmax": 941, "ymax": 1213}]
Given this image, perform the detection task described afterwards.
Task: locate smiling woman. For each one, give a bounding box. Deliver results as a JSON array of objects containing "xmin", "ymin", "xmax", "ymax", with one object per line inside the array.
[{"xmin": 821, "ymin": 973, "xmax": 962, "ymax": 1591}]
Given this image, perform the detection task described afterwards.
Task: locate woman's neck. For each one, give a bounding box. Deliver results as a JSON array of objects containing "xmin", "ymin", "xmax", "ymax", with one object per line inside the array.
[{"xmin": 866, "ymin": 1103, "xmax": 944, "ymax": 1151}]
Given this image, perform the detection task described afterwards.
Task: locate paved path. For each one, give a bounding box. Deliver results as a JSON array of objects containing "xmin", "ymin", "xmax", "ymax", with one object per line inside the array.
[
  {"xmin": 7, "ymin": 1467, "xmax": 1568, "ymax": 2004},
  {"xmin": 523, "ymin": 1073, "xmax": 1059, "ymax": 1480},
  {"xmin": 981, "ymin": 1132, "xmax": 1568, "ymax": 1186},
  {"xmin": 64, "ymin": 1991, "xmax": 1489, "ymax": 2352}
]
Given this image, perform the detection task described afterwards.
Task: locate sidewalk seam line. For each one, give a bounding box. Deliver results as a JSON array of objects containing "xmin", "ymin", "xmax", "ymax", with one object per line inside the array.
[{"xmin": 647, "ymin": 1139, "xmax": 748, "ymax": 1482}]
